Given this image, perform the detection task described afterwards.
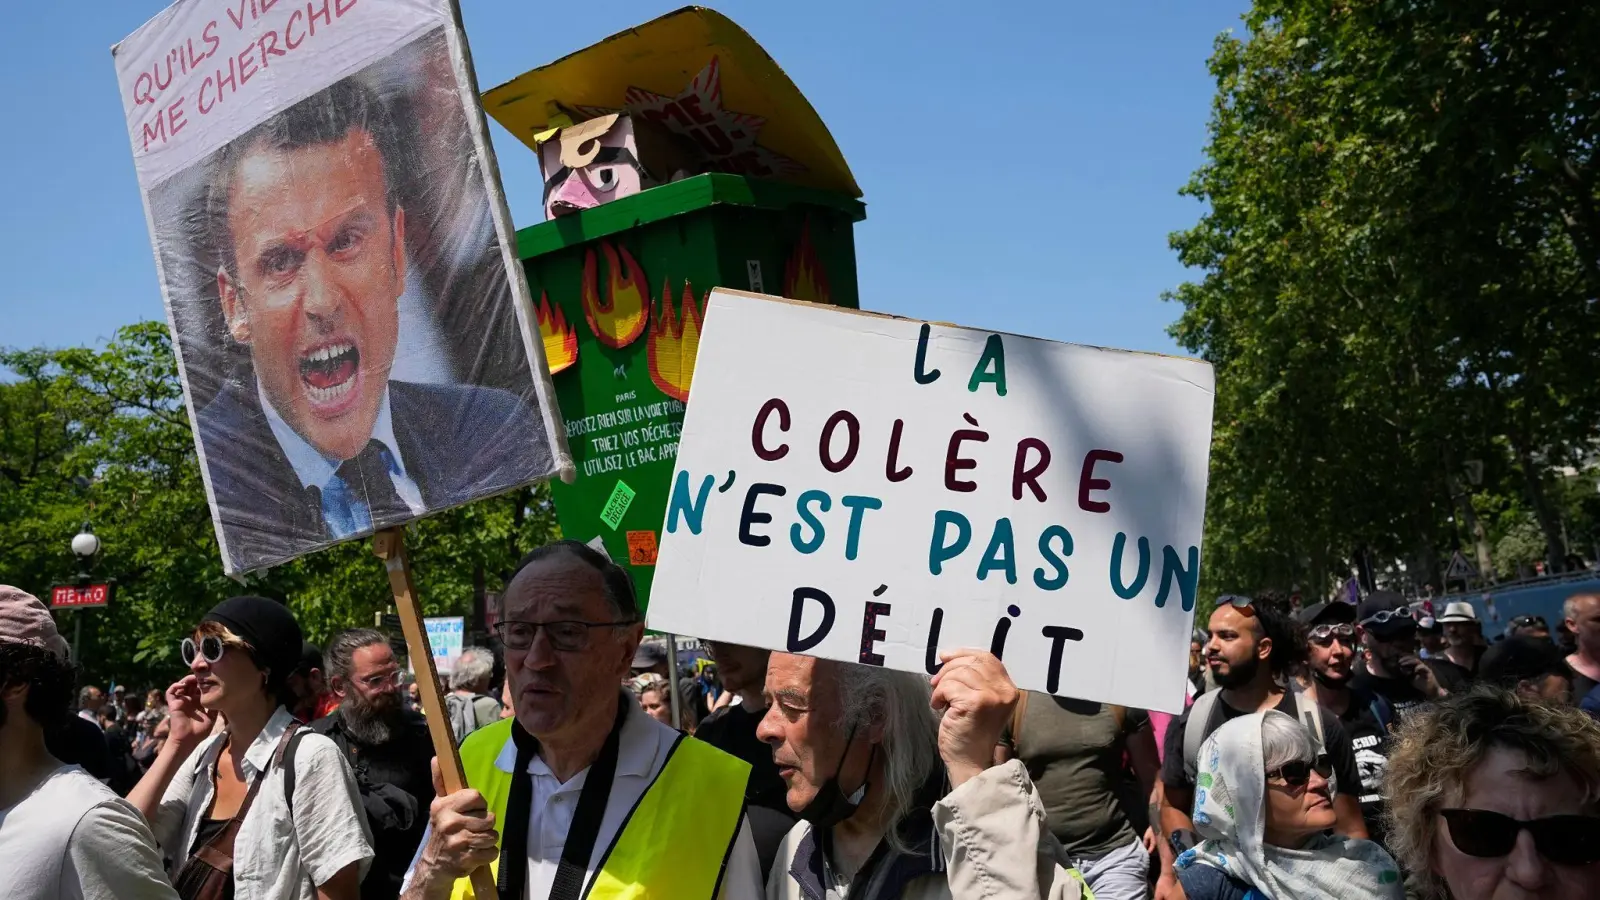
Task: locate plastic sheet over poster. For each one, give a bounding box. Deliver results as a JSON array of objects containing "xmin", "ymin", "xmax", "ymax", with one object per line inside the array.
[
  {"xmin": 646, "ymin": 292, "xmax": 1216, "ymax": 713},
  {"xmin": 112, "ymin": 0, "xmax": 571, "ymax": 575}
]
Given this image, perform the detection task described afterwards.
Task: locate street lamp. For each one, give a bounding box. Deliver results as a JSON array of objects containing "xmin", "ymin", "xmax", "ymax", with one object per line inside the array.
[
  {"xmin": 71, "ymin": 523, "xmax": 100, "ymax": 580},
  {"xmin": 67, "ymin": 522, "xmax": 101, "ymax": 665}
]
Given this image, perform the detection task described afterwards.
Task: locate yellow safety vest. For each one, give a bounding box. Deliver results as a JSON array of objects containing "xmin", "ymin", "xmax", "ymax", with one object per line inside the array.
[{"xmin": 451, "ymin": 717, "xmax": 751, "ymax": 900}]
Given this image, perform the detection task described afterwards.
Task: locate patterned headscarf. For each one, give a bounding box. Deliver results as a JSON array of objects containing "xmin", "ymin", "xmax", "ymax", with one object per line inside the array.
[{"xmin": 1176, "ymin": 712, "xmax": 1404, "ymax": 900}]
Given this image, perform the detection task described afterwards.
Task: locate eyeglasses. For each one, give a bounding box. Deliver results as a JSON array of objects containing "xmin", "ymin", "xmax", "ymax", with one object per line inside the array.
[
  {"xmin": 1217, "ymin": 594, "xmax": 1257, "ymax": 617},
  {"xmin": 180, "ymin": 635, "xmax": 226, "ymax": 667},
  {"xmin": 1359, "ymin": 607, "xmax": 1416, "ymax": 628},
  {"xmin": 1440, "ymin": 808, "xmax": 1600, "ymax": 866},
  {"xmin": 1510, "ymin": 615, "xmax": 1548, "ymax": 630},
  {"xmin": 494, "ymin": 619, "xmax": 635, "ymax": 652},
  {"xmin": 356, "ymin": 670, "xmax": 403, "ymax": 690},
  {"xmin": 1308, "ymin": 623, "xmax": 1356, "ymax": 646},
  {"xmin": 1266, "ymin": 755, "xmax": 1333, "ymax": 789}
]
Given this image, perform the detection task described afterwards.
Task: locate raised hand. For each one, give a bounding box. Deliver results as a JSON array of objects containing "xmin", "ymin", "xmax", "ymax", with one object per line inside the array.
[
  {"xmin": 929, "ymin": 648, "xmax": 1019, "ymax": 788},
  {"xmin": 164, "ymin": 675, "xmax": 217, "ymax": 749}
]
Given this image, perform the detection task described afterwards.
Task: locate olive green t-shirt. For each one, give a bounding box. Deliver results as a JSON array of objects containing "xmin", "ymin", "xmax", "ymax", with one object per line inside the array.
[{"xmin": 1000, "ymin": 693, "xmax": 1148, "ymax": 858}]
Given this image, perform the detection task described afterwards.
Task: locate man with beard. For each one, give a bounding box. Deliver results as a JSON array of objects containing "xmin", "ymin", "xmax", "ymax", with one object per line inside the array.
[
  {"xmin": 1155, "ymin": 597, "xmax": 1365, "ymax": 900},
  {"xmin": 1297, "ymin": 599, "xmax": 1394, "ymax": 846},
  {"xmin": 314, "ymin": 628, "xmax": 436, "ymax": 900},
  {"xmin": 1349, "ymin": 592, "xmax": 1448, "ymax": 722}
]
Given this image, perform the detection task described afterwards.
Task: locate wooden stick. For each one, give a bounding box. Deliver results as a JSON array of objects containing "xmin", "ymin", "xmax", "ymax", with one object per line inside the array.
[{"xmin": 374, "ymin": 528, "xmax": 499, "ymax": 900}]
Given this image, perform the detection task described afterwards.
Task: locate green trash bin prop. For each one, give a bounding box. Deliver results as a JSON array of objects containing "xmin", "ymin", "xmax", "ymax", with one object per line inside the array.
[{"xmin": 484, "ymin": 7, "xmax": 865, "ymax": 610}]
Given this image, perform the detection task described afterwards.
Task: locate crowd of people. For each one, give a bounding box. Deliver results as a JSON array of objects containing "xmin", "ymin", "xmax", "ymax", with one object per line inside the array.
[{"xmin": 2, "ymin": 566, "xmax": 1598, "ymax": 900}]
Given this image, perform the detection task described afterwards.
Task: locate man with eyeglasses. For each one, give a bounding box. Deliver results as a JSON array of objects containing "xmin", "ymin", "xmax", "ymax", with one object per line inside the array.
[
  {"xmin": 1297, "ymin": 599, "xmax": 1396, "ymax": 846},
  {"xmin": 1155, "ymin": 596, "xmax": 1367, "ymax": 900},
  {"xmin": 1350, "ymin": 592, "xmax": 1449, "ymax": 724},
  {"xmin": 401, "ymin": 540, "xmax": 762, "ymax": 900},
  {"xmin": 315, "ymin": 628, "xmax": 436, "ymax": 900}
]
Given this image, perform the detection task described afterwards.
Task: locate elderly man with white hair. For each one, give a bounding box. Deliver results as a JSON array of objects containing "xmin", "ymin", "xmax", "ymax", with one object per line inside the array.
[
  {"xmin": 446, "ymin": 646, "xmax": 502, "ymax": 743},
  {"xmin": 759, "ymin": 647, "xmax": 1093, "ymax": 900}
]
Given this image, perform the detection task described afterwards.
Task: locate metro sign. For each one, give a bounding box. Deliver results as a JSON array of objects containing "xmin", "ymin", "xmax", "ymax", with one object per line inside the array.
[{"xmin": 51, "ymin": 583, "xmax": 112, "ymax": 609}]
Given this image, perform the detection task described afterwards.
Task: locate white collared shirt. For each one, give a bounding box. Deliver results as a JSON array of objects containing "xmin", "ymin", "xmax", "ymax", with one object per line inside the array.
[
  {"xmin": 150, "ymin": 707, "xmax": 374, "ymax": 900},
  {"xmin": 258, "ymin": 381, "xmax": 426, "ymax": 518},
  {"xmin": 403, "ymin": 697, "xmax": 763, "ymax": 899}
]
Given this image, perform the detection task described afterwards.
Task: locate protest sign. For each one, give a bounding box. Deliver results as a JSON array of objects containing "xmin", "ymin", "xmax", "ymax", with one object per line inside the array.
[
  {"xmin": 647, "ymin": 292, "xmax": 1215, "ymax": 712},
  {"xmin": 113, "ymin": 0, "xmax": 571, "ymax": 575},
  {"xmin": 423, "ymin": 616, "xmax": 464, "ymax": 675}
]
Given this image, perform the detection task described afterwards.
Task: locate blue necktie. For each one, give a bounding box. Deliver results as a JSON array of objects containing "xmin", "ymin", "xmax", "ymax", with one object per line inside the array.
[{"xmin": 319, "ymin": 441, "xmax": 410, "ymax": 538}]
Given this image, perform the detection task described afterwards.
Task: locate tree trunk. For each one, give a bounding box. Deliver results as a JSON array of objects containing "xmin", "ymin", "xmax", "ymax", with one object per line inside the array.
[
  {"xmin": 1508, "ymin": 434, "xmax": 1568, "ymax": 572},
  {"xmin": 1441, "ymin": 442, "xmax": 1497, "ymax": 582}
]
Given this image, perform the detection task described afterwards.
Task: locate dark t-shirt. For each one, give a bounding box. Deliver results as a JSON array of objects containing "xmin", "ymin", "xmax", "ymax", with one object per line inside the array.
[
  {"xmin": 1571, "ymin": 667, "xmax": 1598, "ymax": 701},
  {"xmin": 1426, "ymin": 657, "xmax": 1475, "ymax": 693},
  {"xmin": 312, "ymin": 708, "xmax": 436, "ymax": 900},
  {"xmin": 1160, "ymin": 691, "xmax": 1363, "ymax": 805},
  {"xmin": 1332, "ymin": 686, "xmax": 1392, "ymax": 848},
  {"xmin": 693, "ymin": 702, "xmax": 796, "ymax": 879},
  {"xmin": 1001, "ymin": 694, "xmax": 1148, "ymax": 857},
  {"xmin": 45, "ymin": 714, "xmax": 114, "ymax": 783}
]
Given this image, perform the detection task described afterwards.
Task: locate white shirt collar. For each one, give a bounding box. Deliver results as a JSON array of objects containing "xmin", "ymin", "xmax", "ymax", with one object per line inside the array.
[
  {"xmin": 257, "ymin": 381, "xmax": 411, "ymax": 490},
  {"xmin": 494, "ymin": 692, "xmax": 667, "ymax": 783},
  {"xmin": 197, "ymin": 706, "xmax": 296, "ymax": 781}
]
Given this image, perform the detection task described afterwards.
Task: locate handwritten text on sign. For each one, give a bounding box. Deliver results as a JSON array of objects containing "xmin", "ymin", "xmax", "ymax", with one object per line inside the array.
[{"xmin": 646, "ymin": 293, "xmax": 1215, "ymax": 712}]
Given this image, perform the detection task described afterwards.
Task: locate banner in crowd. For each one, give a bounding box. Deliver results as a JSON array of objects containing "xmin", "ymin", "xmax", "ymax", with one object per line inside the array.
[
  {"xmin": 112, "ymin": 0, "xmax": 571, "ymax": 575},
  {"xmin": 424, "ymin": 616, "xmax": 464, "ymax": 675},
  {"xmin": 647, "ymin": 292, "xmax": 1215, "ymax": 712}
]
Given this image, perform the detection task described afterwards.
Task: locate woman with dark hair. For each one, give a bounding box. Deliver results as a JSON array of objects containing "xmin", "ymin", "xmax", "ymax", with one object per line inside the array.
[{"xmin": 127, "ymin": 596, "xmax": 373, "ymax": 900}]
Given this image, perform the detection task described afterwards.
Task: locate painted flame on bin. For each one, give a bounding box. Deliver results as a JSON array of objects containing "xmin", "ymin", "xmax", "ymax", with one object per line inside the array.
[
  {"xmin": 783, "ymin": 218, "xmax": 832, "ymax": 305},
  {"xmin": 648, "ymin": 280, "xmax": 704, "ymax": 401},
  {"xmin": 536, "ymin": 291, "xmax": 577, "ymax": 374},
  {"xmin": 581, "ymin": 241, "xmax": 650, "ymax": 348}
]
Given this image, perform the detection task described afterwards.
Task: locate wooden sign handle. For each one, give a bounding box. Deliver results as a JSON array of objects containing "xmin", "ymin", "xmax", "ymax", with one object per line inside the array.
[{"xmin": 374, "ymin": 528, "xmax": 500, "ymax": 900}]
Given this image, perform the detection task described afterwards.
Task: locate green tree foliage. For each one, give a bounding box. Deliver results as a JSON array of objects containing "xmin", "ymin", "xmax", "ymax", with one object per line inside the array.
[
  {"xmin": 0, "ymin": 323, "xmax": 559, "ymax": 688},
  {"xmin": 1170, "ymin": 2, "xmax": 1600, "ymax": 597}
]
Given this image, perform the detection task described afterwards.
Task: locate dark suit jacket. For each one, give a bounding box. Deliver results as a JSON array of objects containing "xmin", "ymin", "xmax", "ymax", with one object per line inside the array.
[{"xmin": 197, "ymin": 379, "xmax": 552, "ymax": 573}]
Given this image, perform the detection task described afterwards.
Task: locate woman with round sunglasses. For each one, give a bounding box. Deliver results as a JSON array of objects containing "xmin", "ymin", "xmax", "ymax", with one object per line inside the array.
[
  {"xmin": 1384, "ymin": 687, "xmax": 1600, "ymax": 900},
  {"xmin": 1174, "ymin": 710, "xmax": 1404, "ymax": 899},
  {"xmin": 126, "ymin": 596, "xmax": 373, "ymax": 900}
]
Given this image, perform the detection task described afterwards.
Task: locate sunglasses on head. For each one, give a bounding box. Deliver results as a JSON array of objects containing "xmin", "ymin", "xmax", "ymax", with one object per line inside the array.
[
  {"xmin": 1510, "ymin": 615, "xmax": 1547, "ymax": 629},
  {"xmin": 1359, "ymin": 607, "xmax": 1416, "ymax": 628},
  {"xmin": 180, "ymin": 635, "xmax": 226, "ymax": 667},
  {"xmin": 1266, "ymin": 755, "xmax": 1333, "ymax": 789},
  {"xmin": 1441, "ymin": 808, "xmax": 1600, "ymax": 866},
  {"xmin": 1308, "ymin": 623, "xmax": 1356, "ymax": 646},
  {"xmin": 1217, "ymin": 594, "xmax": 1257, "ymax": 617}
]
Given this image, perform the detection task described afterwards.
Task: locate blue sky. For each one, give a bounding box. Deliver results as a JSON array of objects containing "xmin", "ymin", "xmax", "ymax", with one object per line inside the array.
[{"xmin": 0, "ymin": 1, "xmax": 1246, "ymax": 356}]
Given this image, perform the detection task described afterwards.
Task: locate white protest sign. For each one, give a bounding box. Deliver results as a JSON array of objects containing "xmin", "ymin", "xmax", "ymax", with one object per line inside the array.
[
  {"xmin": 646, "ymin": 292, "xmax": 1215, "ymax": 712},
  {"xmin": 424, "ymin": 616, "xmax": 464, "ymax": 674}
]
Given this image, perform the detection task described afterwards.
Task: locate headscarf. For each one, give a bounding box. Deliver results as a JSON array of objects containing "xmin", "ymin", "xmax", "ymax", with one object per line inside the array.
[{"xmin": 1175, "ymin": 712, "xmax": 1404, "ymax": 899}]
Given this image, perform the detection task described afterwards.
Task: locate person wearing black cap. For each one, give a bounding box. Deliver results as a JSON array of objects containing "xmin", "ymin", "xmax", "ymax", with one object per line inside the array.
[
  {"xmin": 1350, "ymin": 591, "xmax": 1449, "ymax": 723},
  {"xmin": 126, "ymin": 596, "xmax": 373, "ymax": 900},
  {"xmin": 1478, "ymin": 635, "xmax": 1574, "ymax": 703},
  {"xmin": 1297, "ymin": 600, "xmax": 1397, "ymax": 846}
]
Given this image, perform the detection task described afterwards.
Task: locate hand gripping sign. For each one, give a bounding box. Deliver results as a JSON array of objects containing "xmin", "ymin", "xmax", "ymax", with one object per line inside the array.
[{"xmin": 646, "ymin": 291, "xmax": 1215, "ymax": 713}]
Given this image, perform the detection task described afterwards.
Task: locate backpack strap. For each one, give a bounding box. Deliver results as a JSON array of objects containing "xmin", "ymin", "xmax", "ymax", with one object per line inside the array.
[
  {"xmin": 281, "ymin": 727, "xmax": 308, "ymax": 817},
  {"xmin": 1183, "ymin": 689, "xmax": 1224, "ymax": 782},
  {"xmin": 1368, "ymin": 692, "xmax": 1395, "ymax": 735},
  {"xmin": 1008, "ymin": 690, "xmax": 1030, "ymax": 754}
]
